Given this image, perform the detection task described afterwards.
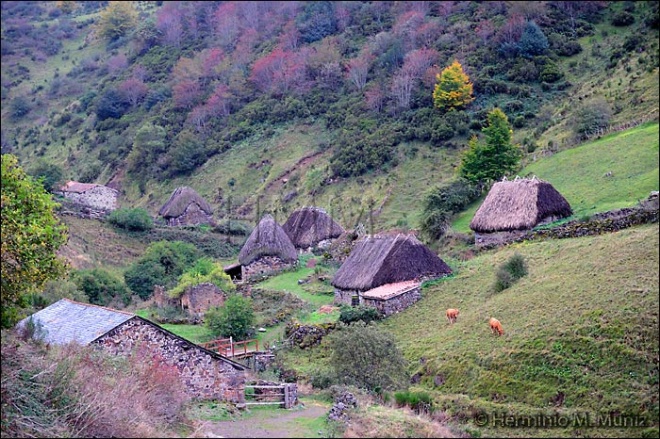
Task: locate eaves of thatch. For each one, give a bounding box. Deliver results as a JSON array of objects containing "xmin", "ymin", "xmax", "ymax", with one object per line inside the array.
[
  {"xmin": 469, "ymin": 178, "xmax": 573, "ymax": 233},
  {"xmin": 238, "ymin": 214, "xmax": 298, "ymax": 265},
  {"xmin": 331, "ymin": 233, "xmax": 452, "ymax": 291},
  {"xmin": 282, "ymin": 206, "xmax": 345, "ymax": 249},
  {"xmin": 158, "ymin": 186, "xmax": 213, "ymax": 218}
]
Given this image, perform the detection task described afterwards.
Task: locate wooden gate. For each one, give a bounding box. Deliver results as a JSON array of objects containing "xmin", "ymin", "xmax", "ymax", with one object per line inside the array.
[{"xmin": 244, "ymin": 383, "xmax": 297, "ymax": 409}]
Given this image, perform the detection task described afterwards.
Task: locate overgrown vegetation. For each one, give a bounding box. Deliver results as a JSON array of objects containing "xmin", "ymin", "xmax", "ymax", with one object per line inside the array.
[
  {"xmin": 493, "ymin": 252, "xmax": 528, "ymax": 292},
  {"xmin": 205, "ymin": 294, "xmax": 255, "ymax": 341}
]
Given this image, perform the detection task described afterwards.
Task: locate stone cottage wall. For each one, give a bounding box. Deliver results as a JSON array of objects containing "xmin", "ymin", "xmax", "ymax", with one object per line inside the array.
[
  {"xmin": 474, "ymin": 230, "xmax": 527, "ymax": 248},
  {"xmin": 181, "ymin": 282, "xmax": 226, "ymax": 317},
  {"xmin": 63, "ymin": 186, "xmax": 118, "ymax": 211},
  {"xmin": 362, "ymin": 286, "xmax": 422, "ymax": 317},
  {"xmin": 241, "ymin": 256, "xmax": 295, "ymax": 281},
  {"xmin": 334, "ymin": 288, "xmax": 359, "ymax": 306},
  {"xmin": 94, "ymin": 317, "xmax": 246, "ymax": 402},
  {"xmin": 165, "ymin": 203, "xmax": 215, "ymax": 226}
]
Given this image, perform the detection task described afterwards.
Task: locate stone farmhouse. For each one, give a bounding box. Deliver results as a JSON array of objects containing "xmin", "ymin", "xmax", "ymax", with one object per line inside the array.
[
  {"xmin": 282, "ymin": 206, "xmax": 345, "ymax": 252},
  {"xmin": 57, "ymin": 181, "xmax": 119, "ymax": 211},
  {"xmin": 159, "ymin": 186, "xmax": 215, "ymax": 226},
  {"xmin": 470, "ymin": 176, "xmax": 573, "ymax": 247},
  {"xmin": 331, "ymin": 232, "xmax": 452, "ymax": 316},
  {"xmin": 238, "ymin": 214, "xmax": 298, "ymax": 281},
  {"xmin": 16, "ymin": 299, "xmax": 247, "ymax": 402}
]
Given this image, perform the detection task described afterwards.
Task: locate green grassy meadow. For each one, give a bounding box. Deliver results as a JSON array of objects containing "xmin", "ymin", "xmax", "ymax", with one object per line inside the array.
[{"xmin": 452, "ymin": 122, "xmax": 660, "ymax": 233}]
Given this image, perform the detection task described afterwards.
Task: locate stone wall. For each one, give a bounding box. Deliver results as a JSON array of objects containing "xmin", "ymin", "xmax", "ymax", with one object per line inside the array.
[
  {"xmin": 241, "ymin": 256, "xmax": 295, "ymax": 281},
  {"xmin": 62, "ymin": 186, "xmax": 118, "ymax": 211},
  {"xmin": 474, "ymin": 230, "xmax": 527, "ymax": 248},
  {"xmin": 153, "ymin": 285, "xmax": 178, "ymax": 308},
  {"xmin": 95, "ymin": 317, "xmax": 246, "ymax": 402},
  {"xmin": 334, "ymin": 289, "xmax": 359, "ymax": 306},
  {"xmin": 362, "ymin": 286, "xmax": 422, "ymax": 317},
  {"xmin": 181, "ymin": 282, "xmax": 226, "ymax": 317},
  {"xmin": 165, "ymin": 203, "xmax": 215, "ymax": 226}
]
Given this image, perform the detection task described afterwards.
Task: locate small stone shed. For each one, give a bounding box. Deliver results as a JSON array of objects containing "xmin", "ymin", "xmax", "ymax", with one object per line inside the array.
[
  {"xmin": 238, "ymin": 214, "xmax": 298, "ymax": 281},
  {"xmin": 282, "ymin": 206, "xmax": 345, "ymax": 252},
  {"xmin": 153, "ymin": 283, "xmax": 226, "ymax": 319},
  {"xmin": 16, "ymin": 299, "xmax": 247, "ymax": 402},
  {"xmin": 159, "ymin": 186, "xmax": 215, "ymax": 227},
  {"xmin": 331, "ymin": 233, "xmax": 452, "ymax": 315},
  {"xmin": 57, "ymin": 181, "xmax": 119, "ymax": 211},
  {"xmin": 470, "ymin": 176, "xmax": 573, "ymax": 247}
]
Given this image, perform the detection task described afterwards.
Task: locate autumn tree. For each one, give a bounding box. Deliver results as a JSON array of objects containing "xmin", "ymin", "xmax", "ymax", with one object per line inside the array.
[
  {"xmin": 433, "ymin": 60, "xmax": 474, "ymax": 112},
  {"xmin": 1, "ymin": 154, "xmax": 68, "ymax": 327},
  {"xmin": 97, "ymin": 1, "xmax": 138, "ymax": 42},
  {"xmin": 459, "ymin": 108, "xmax": 522, "ymax": 184},
  {"xmin": 126, "ymin": 122, "xmax": 167, "ymax": 180}
]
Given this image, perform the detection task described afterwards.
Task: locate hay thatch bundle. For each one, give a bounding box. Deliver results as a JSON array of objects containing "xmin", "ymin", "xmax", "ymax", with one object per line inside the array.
[
  {"xmin": 331, "ymin": 233, "xmax": 452, "ymax": 291},
  {"xmin": 238, "ymin": 214, "xmax": 298, "ymax": 265},
  {"xmin": 158, "ymin": 186, "xmax": 213, "ymax": 218},
  {"xmin": 469, "ymin": 178, "xmax": 572, "ymax": 233},
  {"xmin": 282, "ymin": 206, "xmax": 345, "ymax": 249}
]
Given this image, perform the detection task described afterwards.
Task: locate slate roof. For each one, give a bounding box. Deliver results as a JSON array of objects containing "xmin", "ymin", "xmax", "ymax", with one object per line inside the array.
[
  {"xmin": 60, "ymin": 181, "xmax": 102, "ymax": 193},
  {"xmin": 362, "ymin": 280, "xmax": 420, "ymax": 301},
  {"xmin": 15, "ymin": 298, "xmax": 134, "ymax": 345}
]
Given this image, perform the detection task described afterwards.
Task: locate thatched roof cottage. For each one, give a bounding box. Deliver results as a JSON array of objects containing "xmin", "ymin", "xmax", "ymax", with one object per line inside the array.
[
  {"xmin": 470, "ymin": 177, "xmax": 573, "ymax": 247},
  {"xmin": 238, "ymin": 214, "xmax": 298, "ymax": 281},
  {"xmin": 282, "ymin": 206, "xmax": 345, "ymax": 251},
  {"xmin": 159, "ymin": 186, "xmax": 215, "ymax": 226},
  {"xmin": 16, "ymin": 299, "xmax": 247, "ymax": 402},
  {"xmin": 331, "ymin": 233, "xmax": 452, "ymax": 316},
  {"xmin": 57, "ymin": 181, "xmax": 119, "ymax": 212}
]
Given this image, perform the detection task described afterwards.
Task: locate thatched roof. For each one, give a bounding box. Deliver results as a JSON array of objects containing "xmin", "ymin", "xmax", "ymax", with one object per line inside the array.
[
  {"xmin": 238, "ymin": 214, "xmax": 298, "ymax": 265},
  {"xmin": 469, "ymin": 177, "xmax": 572, "ymax": 233},
  {"xmin": 282, "ymin": 206, "xmax": 345, "ymax": 249},
  {"xmin": 158, "ymin": 186, "xmax": 213, "ymax": 218},
  {"xmin": 331, "ymin": 233, "xmax": 452, "ymax": 291}
]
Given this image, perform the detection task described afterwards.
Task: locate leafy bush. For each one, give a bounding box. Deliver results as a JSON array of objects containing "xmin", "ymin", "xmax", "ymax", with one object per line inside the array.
[
  {"xmin": 10, "ymin": 96, "xmax": 31, "ymax": 119},
  {"xmin": 28, "ymin": 161, "xmax": 64, "ymax": 193},
  {"xmin": 205, "ymin": 294, "xmax": 255, "ymax": 340},
  {"xmin": 327, "ymin": 321, "xmax": 409, "ymax": 392},
  {"xmin": 107, "ymin": 207, "xmax": 154, "ymax": 231},
  {"xmin": 420, "ymin": 178, "xmax": 482, "ymax": 240},
  {"xmin": 494, "ymin": 253, "xmax": 528, "ymax": 292},
  {"xmin": 95, "ymin": 88, "xmax": 128, "ymax": 121},
  {"xmin": 572, "ymin": 98, "xmax": 612, "ymax": 139},
  {"xmin": 611, "ymin": 11, "xmax": 635, "ymax": 27},
  {"xmin": 339, "ymin": 305, "xmax": 381, "ymax": 325},
  {"xmin": 394, "ymin": 390, "xmax": 435, "ymax": 414},
  {"xmin": 169, "ymin": 258, "xmax": 236, "ymax": 298},
  {"xmin": 71, "ymin": 268, "xmax": 131, "ymax": 306}
]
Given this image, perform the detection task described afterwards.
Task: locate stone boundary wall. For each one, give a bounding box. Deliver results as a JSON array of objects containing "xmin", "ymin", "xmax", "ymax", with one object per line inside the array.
[
  {"xmin": 95, "ymin": 317, "xmax": 246, "ymax": 403},
  {"xmin": 362, "ymin": 286, "xmax": 422, "ymax": 317}
]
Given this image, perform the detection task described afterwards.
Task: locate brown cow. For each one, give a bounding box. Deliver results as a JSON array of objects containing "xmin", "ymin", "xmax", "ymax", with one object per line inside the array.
[
  {"xmin": 446, "ymin": 308, "xmax": 459, "ymax": 324},
  {"xmin": 489, "ymin": 317, "xmax": 504, "ymax": 336}
]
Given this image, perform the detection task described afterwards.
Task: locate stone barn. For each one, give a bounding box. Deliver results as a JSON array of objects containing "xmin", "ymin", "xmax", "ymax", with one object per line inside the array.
[
  {"xmin": 57, "ymin": 181, "xmax": 119, "ymax": 211},
  {"xmin": 470, "ymin": 176, "xmax": 573, "ymax": 247},
  {"xmin": 282, "ymin": 206, "xmax": 345, "ymax": 252},
  {"xmin": 331, "ymin": 233, "xmax": 452, "ymax": 316},
  {"xmin": 159, "ymin": 186, "xmax": 215, "ymax": 226},
  {"xmin": 16, "ymin": 299, "xmax": 247, "ymax": 402},
  {"xmin": 238, "ymin": 214, "xmax": 298, "ymax": 281},
  {"xmin": 152, "ymin": 283, "xmax": 226, "ymax": 319}
]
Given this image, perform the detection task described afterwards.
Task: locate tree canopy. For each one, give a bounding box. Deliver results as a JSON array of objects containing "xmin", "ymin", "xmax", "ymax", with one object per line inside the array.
[
  {"xmin": 97, "ymin": 1, "xmax": 138, "ymax": 42},
  {"xmin": 432, "ymin": 60, "xmax": 474, "ymax": 112},
  {"xmin": 1, "ymin": 154, "xmax": 68, "ymax": 327}
]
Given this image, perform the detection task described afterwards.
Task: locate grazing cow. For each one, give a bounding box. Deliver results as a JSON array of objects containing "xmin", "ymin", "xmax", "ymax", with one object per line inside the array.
[
  {"xmin": 446, "ymin": 308, "xmax": 459, "ymax": 324},
  {"xmin": 489, "ymin": 317, "xmax": 504, "ymax": 336}
]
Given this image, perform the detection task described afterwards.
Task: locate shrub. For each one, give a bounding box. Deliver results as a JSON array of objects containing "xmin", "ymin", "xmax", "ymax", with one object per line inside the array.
[
  {"xmin": 169, "ymin": 258, "xmax": 236, "ymax": 298},
  {"xmin": 420, "ymin": 178, "xmax": 482, "ymax": 240},
  {"xmin": 493, "ymin": 253, "xmax": 528, "ymax": 292},
  {"xmin": 107, "ymin": 207, "xmax": 154, "ymax": 231},
  {"xmin": 394, "ymin": 390, "xmax": 435, "ymax": 414},
  {"xmin": 339, "ymin": 305, "xmax": 382, "ymax": 325},
  {"xmin": 611, "ymin": 11, "xmax": 635, "ymax": 27},
  {"xmin": 205, "ymin": 294, "xmax": 255, "ymax": 340},
  {"xmin": 10, "ymin": 96, "xmax": 31, "ymax": 118},
  {"xmin": 71, "ymin": 268, "xmax": 131, "ymax": 306}
]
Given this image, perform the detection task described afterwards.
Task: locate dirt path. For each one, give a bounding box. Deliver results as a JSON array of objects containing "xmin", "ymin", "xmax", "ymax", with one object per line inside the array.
[{"xmin": 199, "ymin": 401, "xmax": 330, "ymax": 438}]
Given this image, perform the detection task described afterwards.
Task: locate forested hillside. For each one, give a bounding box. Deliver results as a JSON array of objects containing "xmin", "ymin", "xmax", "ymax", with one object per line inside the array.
[{"xmin": 2, "ymin": 1, "xmax": 658, "ymax": 231}]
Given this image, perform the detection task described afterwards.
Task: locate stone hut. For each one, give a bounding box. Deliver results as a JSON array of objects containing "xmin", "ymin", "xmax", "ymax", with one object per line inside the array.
[
  {"xmin": 331, "ymin": 233, "xmax": 452, "ymax": 316},
  {"xmin": 470, "ymin": 176, "xmax": 573, "ymax": 247},
  {"xmin": 153, "ymin": 284, "xmax": 226, "ymax": 319},
  {"xmin": 159, "ymin": 186, "xmax": 215, "ymax": 227},
  {"xmin": 57, "ymin": 181, "xmax": 119, "ymax": 211},
  {"xmin": 238, "ymin": 214, "xmax": 298, "ymax": 281},
  {"xmin": 282, "ymin": 206, "xmax": 345, "ymax": 252},
  {"xmin": 16, "ymin": 299, "xmax": 247, "ymax": 402}
]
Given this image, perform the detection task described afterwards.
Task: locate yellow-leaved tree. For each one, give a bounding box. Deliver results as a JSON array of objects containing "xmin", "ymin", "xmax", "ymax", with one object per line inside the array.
[
  {"xmin": 97, "ymin": 1, "xmax": 138, "ymax": 42},
  {"xmin": 433, "ymin": 60, "xmax": 475, "ymax": 111}
]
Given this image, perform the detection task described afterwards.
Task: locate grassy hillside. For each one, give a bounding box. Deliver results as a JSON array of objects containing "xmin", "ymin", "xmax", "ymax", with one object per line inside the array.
[
  {"xmin": 452, "ymin": 122, "xmax": 660, "ymax": 233},
  {"xmin": 380, "ymin": 223, "xmax": 659, "ymax": 437}
]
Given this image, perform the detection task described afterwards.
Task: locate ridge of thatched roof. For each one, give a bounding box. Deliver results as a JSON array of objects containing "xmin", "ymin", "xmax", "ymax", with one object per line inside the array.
[
  {"xmin": 158, "ymin": 186, "xmax": 213, "ymax": 218},
  {"xmin": 331, "ymin": 233, "xmax": 452, "ymax": 291},
  {"xmin": 238, "ymin": 214, "xmax": 298, "ymax": 265},
  {"xmin": 282, "ymin": 206, "xmax": 345, "ymax": 249},
  {"xmin": 469, "ymin": 178, "xmax": 572, "ymax": 233}
]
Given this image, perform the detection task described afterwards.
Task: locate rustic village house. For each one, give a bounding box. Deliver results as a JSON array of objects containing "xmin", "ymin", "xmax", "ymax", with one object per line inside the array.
[
  {"xmin": 158, "ymin": 186, "xmax": 215, "ymax": 226},
  {"xmin": 16, "ymin": 299, "xmax": 247, "ymax": 402},
  {"xmin": 469, "ymin": 176, "xmax": 573, "ymax": 247},
  {"xmin": 57, "ymin": 181, "xmax": 119, "ymax": 211},
  {"xmin": 331, "ymin": 233, "xmax": 453, "ymax": 316},
  {"xmin": 238, "ymin": 214, "xmax": 298, "ymax": 281},
  {"xmin": 282, "ymin": 206, "xmax": 345, "ymax": 252}
]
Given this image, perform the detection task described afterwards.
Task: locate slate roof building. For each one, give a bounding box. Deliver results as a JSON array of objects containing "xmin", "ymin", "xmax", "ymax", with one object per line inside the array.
[
  {"xmin": 16, "ymin": 299, "xmax": 247, "ymax": 402},
  {"xmin": 57, "ymin": 181, "xmax": 119, "ymax": 211}
]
